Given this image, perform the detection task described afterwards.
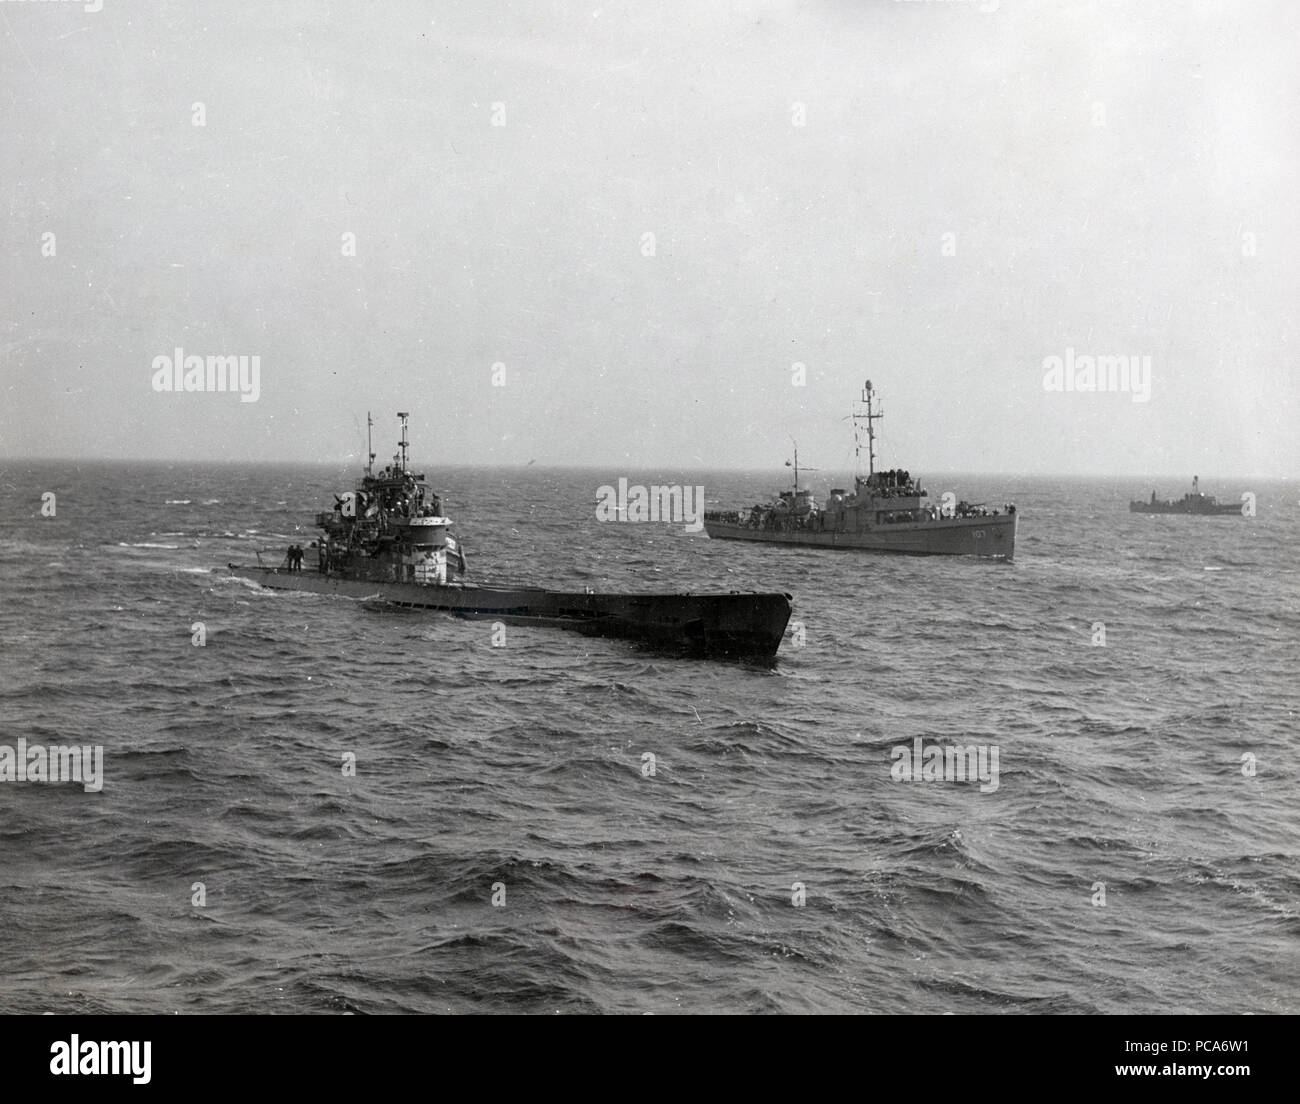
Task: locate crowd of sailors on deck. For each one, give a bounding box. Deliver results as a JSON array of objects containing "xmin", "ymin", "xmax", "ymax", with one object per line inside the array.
[
  {"xmin": 338, "ymin": 470, "xmax": 444, "ymax": 522},
  {"xmin": 873, "ymin": 469, "xmax": 916, "ymax": 498}
]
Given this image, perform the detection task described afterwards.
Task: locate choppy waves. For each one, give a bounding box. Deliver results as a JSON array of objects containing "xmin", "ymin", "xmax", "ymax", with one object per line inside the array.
[{"xmin": 0, "ymin": 464, "xmax": 1296, "ymax": 1013}]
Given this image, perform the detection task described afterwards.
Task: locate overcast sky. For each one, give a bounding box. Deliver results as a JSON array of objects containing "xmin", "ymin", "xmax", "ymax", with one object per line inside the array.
[{"xmin": 1, "ymin": 0, "xmax": 1296, "ymax": 477}]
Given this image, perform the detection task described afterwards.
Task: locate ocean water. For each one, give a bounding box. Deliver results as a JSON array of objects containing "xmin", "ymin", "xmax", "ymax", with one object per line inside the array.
[{"xmin": 1, "ymin": 462, "xmax": 1297, "ymax": 1014}]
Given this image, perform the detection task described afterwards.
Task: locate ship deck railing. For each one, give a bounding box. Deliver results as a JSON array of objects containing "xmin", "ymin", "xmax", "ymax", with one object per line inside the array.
[{"xmin": 706, "ymin": 504, "xmax": 1015, "ymax": 531}]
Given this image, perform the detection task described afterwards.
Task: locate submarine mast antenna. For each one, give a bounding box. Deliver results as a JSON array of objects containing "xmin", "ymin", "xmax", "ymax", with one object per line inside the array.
[
  {"xmin": 397, "ymin": 411, "xmax": 410, "ymax": 473},
  {"xmin": 366, "ymin": 412, "xmax": 375, "ymax": 476}
]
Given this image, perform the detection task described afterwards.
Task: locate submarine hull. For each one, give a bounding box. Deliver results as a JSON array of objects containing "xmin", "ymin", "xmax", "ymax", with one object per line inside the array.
[{"xmin": 229, "ymin": 565, "xmax": 792, "ymax": 661}]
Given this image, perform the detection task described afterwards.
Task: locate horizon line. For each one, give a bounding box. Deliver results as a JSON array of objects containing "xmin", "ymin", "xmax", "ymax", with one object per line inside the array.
[{"xmin": 0, "ymin": 456, "xmax": 1293, "ymax": 483}]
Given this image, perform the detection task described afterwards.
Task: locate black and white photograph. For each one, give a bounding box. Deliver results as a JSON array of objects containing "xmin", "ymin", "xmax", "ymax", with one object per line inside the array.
[{"xmin": 1, "ymin": 0, "xmax": 1295, "ymax": 1054}]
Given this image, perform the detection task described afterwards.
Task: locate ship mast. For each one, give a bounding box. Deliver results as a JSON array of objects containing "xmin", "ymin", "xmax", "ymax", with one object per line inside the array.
[
  {"xmin": 397, "ymin": 411, "xmax": 410, "ymax": 473},
  {"xmin": 786, "ymin": 438, "xmax": 819, "ymax": 493},
  {"xmin": 366, "ymin": 411, "xmax": 375, "ymax": 476},
  {"xmin": 852, "ymin": 380, "xmax": 881, "ymax": 478}
]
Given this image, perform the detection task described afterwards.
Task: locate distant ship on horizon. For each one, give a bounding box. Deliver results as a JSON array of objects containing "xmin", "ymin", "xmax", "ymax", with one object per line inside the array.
[{"xmin": 1129, "ymin": 476, "xmax": 1242, "ymax": 516}]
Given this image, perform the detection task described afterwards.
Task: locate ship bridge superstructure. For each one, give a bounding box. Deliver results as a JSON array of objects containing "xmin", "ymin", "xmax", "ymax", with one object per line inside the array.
[{"xmin": 314, "ymin": 412, "xmax": 464, "ymax": 583}]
